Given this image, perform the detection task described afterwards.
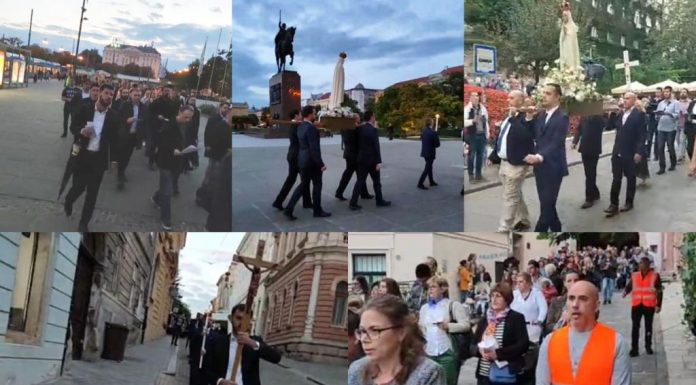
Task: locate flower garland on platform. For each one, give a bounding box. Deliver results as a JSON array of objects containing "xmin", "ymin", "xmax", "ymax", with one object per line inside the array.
[
  {"xmin": 532, "ymin": 64, "xmax": 602, "ymax": 105},
  {"xmin": 318, "ymin": 106, "xmax": 356, "ymax": 119}
]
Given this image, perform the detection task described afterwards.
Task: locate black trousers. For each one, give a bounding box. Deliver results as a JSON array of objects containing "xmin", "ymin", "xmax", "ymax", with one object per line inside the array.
[
  {"xmin": 350, "ymin": 164, "xmax": 384, "ymax": 206},
  {"xmin": 65, "ymin": 152, "xmax": 105, "ymax": 226},
  {"xmin": 336, "ymin": 158, "xmax": 369, "ymax": 197},
  {"xmin": 631, "ymin": 304, "xmax": 655, "ymax": 350},
  {"xmin": 657, "ymin": 130, "xmax": 677, "ymax": 169},
  {"xmin": 534, "ymin": 170, "xmax": 562, "ymax": 231},
  {"xmin": 274, "ymin": 159, "xmax": 311, "ymax": 207},
  {"xmin": 647, "ymin": 121, "xmax": 658, "ymax": 158},
  {"xmin": 581, "ymin": 153, "xmax": 600, "ymax": 201},
  {"xmin": 610, "ymin": 154, "xmax": 637, "ymax": 206},
  {"xmin": 63, "ymin": 107, "xmax": 71, "ymax": 135},
  {"xmin": 418, "ymin": 158, "xmax": 435, "ymax": 186},
  {"xmin": 286, "ymin": 167, "xmax": 323, "ymax": 214},
  {"xmin": 189, "ymin": 363, "xmax": 202, "ymax": 385},
  {"xmin": 686, "ymin": 130, "xmax": 695, "ymax": 161},
  {"xmin": 171, "ymin": 330, "xmax": 180, "ymax": 345},
  {"xmin": 118, "ymin": 133, "xmax": 138, "ymax": 177}
]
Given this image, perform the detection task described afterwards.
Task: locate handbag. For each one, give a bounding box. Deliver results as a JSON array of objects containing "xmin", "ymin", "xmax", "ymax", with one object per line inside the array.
[
  {"xmin": 448, "ymin": 301, "xmax": 473, "ymax": 363},
  {"xmin": 489, "ymin": 363, "xmax": 517, "ymax": 384},
  {"xmin": 521, "ymin": 342, "xmax": 540, "ymax": 374}
]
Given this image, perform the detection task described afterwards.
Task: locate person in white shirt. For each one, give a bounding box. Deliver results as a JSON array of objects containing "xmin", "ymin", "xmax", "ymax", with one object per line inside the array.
[
  {"xmin": 418, "ymin": 277, "xmax": 471, "ymax": 385},
  {"xmin": 511, "ymin": 272, "xmax": 548, "ymax": 344}
]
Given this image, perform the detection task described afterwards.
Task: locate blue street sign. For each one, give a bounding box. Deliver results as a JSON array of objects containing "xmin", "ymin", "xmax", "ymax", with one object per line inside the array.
[{"xmin": 473, "ymin": 44, "xmax": 497, "ymax": 75}]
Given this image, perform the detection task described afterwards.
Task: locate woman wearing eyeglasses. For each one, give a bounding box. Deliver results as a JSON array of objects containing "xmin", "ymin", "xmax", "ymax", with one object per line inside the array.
[
  {"xmin": 418, "ymin": 277, "xmax": 471, "ymax": 385},
  {"xmin": 470, "ymin": 283, "xmax": 529, "ymax": 385},
  {"xmin": 348, "ymin": 295, "xmax": 446, "ymax": 385}
]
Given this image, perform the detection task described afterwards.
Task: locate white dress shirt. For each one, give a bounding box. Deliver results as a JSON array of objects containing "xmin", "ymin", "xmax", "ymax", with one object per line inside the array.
[
  {"xmin": 545, "ymin": 105, "xmax": 559, "ymax": 125},
  {"xmin": 81, "ymin": 91, "xmax": 90, "ymax": 99},
  {"xmin": 419, "ymin": 299, "xmax": 453, "ymax": 356},
  {"xmin": 87, "ymin": 107, "xmax": 107, "ymax": 152},
  {"xmin": 511, "ymin": 288, "xmax": 548, "ymax": 343},
  {"xmin": 622, "ymin": 107, "xmax": 634, "ymax": 126},
  {"xmin": 131, "ymin": 104, "xmax": 139, "ymax": 133}
]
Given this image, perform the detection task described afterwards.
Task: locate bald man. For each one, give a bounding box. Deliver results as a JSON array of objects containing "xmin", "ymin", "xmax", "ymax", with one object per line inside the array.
[
  {"xmin": 605, "ymin": 92, "xmax": 646, "ymax": 217},
  {"xmin": 487, "ymin": 90, "xmax": 536, "ymax": 231},
  {"xmin": 536, "ymin": 281, "xmax": 631, "ymax": 385}
]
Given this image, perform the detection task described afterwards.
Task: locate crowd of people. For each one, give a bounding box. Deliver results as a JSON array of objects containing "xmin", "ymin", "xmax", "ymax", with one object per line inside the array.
[
  {"xmin": 347, "ymin": 245, "xmax": 664, "ymax": 385},
  {"xmin": 465, "ymin": 83, "xmax": 696, "ymax": 232},
  {"xmin": 465, "ymin": 74, "xmax": 537, "ymax": 96},
  {"xmin": 59, "ymin": 73, "xmax": 232, "ymax": 231}
]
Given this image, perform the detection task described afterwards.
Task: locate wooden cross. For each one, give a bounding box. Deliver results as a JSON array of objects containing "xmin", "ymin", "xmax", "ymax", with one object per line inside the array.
[
  {"xmin": 228, "ymin": 240, "xmax": 277, "ymax": 381},
  {"xmin": 614, "ymin": 50, "xmax": 639, "ymax": 88}
]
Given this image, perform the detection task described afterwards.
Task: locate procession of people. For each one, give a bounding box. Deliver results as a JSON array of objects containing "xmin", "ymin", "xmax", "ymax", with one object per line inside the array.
[
  {"xmin": 58, "ymin": 74, "xmax": 232, "ymax": 231},
  {"xmin": 348, "ymin": 243, "xmax": 666, "ymax": 385}
]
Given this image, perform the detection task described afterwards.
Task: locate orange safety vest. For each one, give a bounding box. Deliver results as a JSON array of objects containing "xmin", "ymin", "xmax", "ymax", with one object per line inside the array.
[
  {"xmin": 548, "ymin": 323, "xmax": 616, "ymax": 385},
  {"xmin": 631, "ymin": 271, "xmax": 657, "ymax": 308}
]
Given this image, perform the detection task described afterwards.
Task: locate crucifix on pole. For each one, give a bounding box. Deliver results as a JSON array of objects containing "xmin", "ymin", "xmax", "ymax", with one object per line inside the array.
[
  {"xmin": 615, "ymin": 50, "xmax": 640, "ymax": 89},
  {"xmin": 228, "ymin": 241, "xmax": 277, "ymax": 381}
]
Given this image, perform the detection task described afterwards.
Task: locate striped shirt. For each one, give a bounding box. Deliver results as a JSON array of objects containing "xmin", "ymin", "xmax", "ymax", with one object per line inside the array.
[{"xmin": 477, "ymin": 319, "xmax": 506, "ymax": 377}]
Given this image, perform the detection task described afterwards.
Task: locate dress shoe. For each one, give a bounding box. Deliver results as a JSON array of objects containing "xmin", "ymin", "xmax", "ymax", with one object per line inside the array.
[
  {"xmin": 657, "ymin": 169, "xmax": 666, "ymax": 175},
  {"xmin": 604, "ymin": 204, "xmax": 619, "ymax": 217},
  {"xmin": 620, "ymin": 203, "xmax": 633, "ymax": 212},
  {"xmin": 272, "ymin": 202, "xmax": 284, "ymax": 211},
  {"xmin": 349, "ymin": 204, "xmax": 362, "ymax": 211},
  {"xmin": 362, "ymin": 194, "xmax": 374, "ymax": 200},
  {"xmin": 630, "ymin": 350, "xmax": 639, "ymax": 357},
  {"xmin": 513, "ymin": 221, "xmax": 531, "ymax": 231},
  {"xmin": 283, "ymin": 211, "xmax": 297, "ymax": 221},
  {"xmin": 646, "ymin": 347, "xmax": 654, "ymax": 355},
  {"xmin": 668, "ymin": 165, "xmax": 676, "ymax": 171},
  {"xmin": 376, "ymin": 200, "xmax": 392, "ymax": 207},
  {"xmin": 417, "ymin": 184, "xmax": 428, "ymax": 190},
  {"xmin": 580, "ymin": 201, "xmax": 594, "ymax": 209},
  {"xmin": 335, "ymin": 194, "xmax": 347, "ymax": 201},
  {"xmin": 313, "ymin": 211, "xmax": 332, "ymax": 218},
  {"xmin": 429, "ymin": 181, "xmax": 438, "ymax": 187}
]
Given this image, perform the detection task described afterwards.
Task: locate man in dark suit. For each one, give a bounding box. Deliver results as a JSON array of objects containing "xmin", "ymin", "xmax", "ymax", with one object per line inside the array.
[
  {"xmin": 273, "ymin": 110, "xmax": 311, "ymax": 210},
  {"xmin": 605, "ymin": 92, "xmax": 646, "ymax": 217},
  {"xmin": 523, "ymin": 84, "xmax": 569, "ymax": 232},
  {"xmin": 685, "ymin": 98, "xmax": 696, "ymax": 162},
  {"xmin": 61, "ymin": 82, "xmax": 80, "ymax": 137},
  {"xmin": 69, "ymin": 82, "xmax": 100, "ymax": 141},
  {"xmin": 184, "ymin": 96, "xmax": 201, "ymax": 170},
  {"xmin": 335, "ymin": 114, "xmax": 372, "ymax": 200},
  {"xmin": 283, "ymin": 105, "xmax": 330, "ymax": 220},
  {"xmin": 349, "ymin": 110, "xmax": 392, "ymax": 210},
  {"xmin": 188, "ymin": 313, "xmax": 205, "ymax": 385},
  {"xmin": 116, "ymin": 87, "xmax": 147, "ymax": 189},
  {"xmin": 488, "ymin": 90, "xmax": 535, "ymax": 231},
  {"xmin": 203, "ymin": 304, "xmax": 281, "ymax": 385},
  {"xmin": 417, "ymin": 118, "xmax": 441, "ymax": 189},
  {"xmin": 197, "ymin": 102, "xmax": 231, "ymax": 207},
  {"xmin": 646, "ymin": 88, "xmax": 662, "ymax": 160},
  {"xmin": 572, "ymin": 113, "xmax": 606, "ymax": 208},
  {"xmin": 64, "ymin": 84, "xmax": 121, "ymax": 231}
]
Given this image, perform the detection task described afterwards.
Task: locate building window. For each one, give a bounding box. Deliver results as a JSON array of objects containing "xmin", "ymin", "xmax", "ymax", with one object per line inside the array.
[
  {"xmin": 621, "ymin": 35, "xmax": 626, "ymax": 47},
  {"xmin": 6, "ymin": 233, "xmax": 51, "ymax": 345},
  {"xmin": 287, "ymin": 281, "xmax": 298, "ymax": 327},
  {"xmin": 353, "ymin": 254, "xmax": 386, "ymax": 286},
  {"xmin": 591, "ymin": 26, "xmax": 598, "ymax": 38},
  {"xmin": 331, "ymin": 281, "xmax": 349, "ymax": 326},
  {"xmin": 633, "ymin": 40, "xmax": 640, "ymax": 49},
  {"xmin": 607, "ymin": 3, "xmax": 614, "ymax": 15},
  {"xmin": 592, "ymin": 0, "xmax": 597, "ymax": 8},
  {"xmin": 646, "ymin": 15, "xmax": 652, "ymax": 27},
  {"xmin": 607, "ymin": 32, "xmax": 613, "ymax": 43},
  {"xmin": 635, "ymin": 11, "xmax": 642, "ymax": 28}
]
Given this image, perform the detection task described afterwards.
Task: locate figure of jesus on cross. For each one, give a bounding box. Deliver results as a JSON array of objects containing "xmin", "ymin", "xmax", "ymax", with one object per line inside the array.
[{"xmin": 615, "ymin": 50, "xmax": 640, "ymax": 89}]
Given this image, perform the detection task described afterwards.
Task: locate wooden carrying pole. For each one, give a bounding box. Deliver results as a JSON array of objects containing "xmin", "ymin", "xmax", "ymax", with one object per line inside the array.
[{"xmin": 198, "ymin": 312, "xmax": 211, "ymax": 369}]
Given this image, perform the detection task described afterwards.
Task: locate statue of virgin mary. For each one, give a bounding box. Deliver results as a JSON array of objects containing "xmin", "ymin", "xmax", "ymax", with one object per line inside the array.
[{"xmin": 559, "ymin": 1, "xmax": 580, "ymax": 70}]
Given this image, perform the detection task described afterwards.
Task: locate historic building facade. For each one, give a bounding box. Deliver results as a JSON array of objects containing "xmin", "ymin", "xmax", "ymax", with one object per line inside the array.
[
  {"xmin": 0, "ymin": 232, "xmax": 80, "ymax": 385},
  {"xmin": 262, "ymin": 232, "xmax": 348, "ymax": 364},
  {"xmin": 103, "ymin": 43, "xmax": 161, "ymax": 79}
]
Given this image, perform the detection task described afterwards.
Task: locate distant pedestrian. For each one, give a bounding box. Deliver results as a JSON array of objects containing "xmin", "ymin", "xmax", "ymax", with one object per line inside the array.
[
  {"xmin": 61, "ymin": 83, "xmax": 80, "ymax": 138},
  {"xmin": 171, "ymin": 313, "xmax": 183, "ymax": 346}
]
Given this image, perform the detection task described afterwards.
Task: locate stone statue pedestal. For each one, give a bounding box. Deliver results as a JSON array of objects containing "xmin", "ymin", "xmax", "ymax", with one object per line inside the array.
[{"xmin": 265, "ymin": 70, "xmax": 301, "ymax": 138}]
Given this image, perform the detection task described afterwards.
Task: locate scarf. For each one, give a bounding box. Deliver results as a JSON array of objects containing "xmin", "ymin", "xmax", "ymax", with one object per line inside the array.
[{"xmin": 486, "ymin": 307, "xmax": 510, "ymax": 330}]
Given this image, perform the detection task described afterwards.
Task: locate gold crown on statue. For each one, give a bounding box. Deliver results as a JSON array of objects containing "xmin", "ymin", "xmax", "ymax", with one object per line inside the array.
[{"xmin": 339, "ymin": 52, "xmax": 347, "ymax": 59}]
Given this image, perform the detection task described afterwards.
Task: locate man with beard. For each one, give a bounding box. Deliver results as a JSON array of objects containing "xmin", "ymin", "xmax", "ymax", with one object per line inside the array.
[
  {"xmin": 349, "ymin": 110, "xmax": 391, "ymax": 210},
  {"xmin": 655, "ymin": 86, "xmax": 680, "ymax": 174},
  {"xmin": 149, "ymin": 85, "xmax": 181, "ymax": 171},
  {"xmin": 646, "ymin": 88, "xmax": 662, "ymax": 160},
  {"xmin": 61, "ymin": 81, "xmax": 80, "ymax": 137},
  {"xmin": 676, "ymin": 88, "xmax": 691, "ymax": 163},
  {"xmin": 64, "ymin": 84, "xmax": 121, "ymax": 231},
  {"xmin": 117, "ymin": 87, "xmax": 147, "ymax": 189},
  {"xmin": 184, "ymin": 96, "xmax": 201, "ymax": 171},
  {"xmin": 152, "ymin": 105, "xmax": 193, "ymax": 230},
  {"xmin": 70, "ymin": 82, "xmax": 100, "ymax": 141}
]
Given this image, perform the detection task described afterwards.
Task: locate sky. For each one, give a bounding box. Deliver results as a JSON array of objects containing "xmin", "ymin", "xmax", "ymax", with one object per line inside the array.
[
  {"xmin": 232, "ymin": 0, "xmax": 464, "ymax": 108},
  {"xmin": 0, "ymin": 0, "xmax": 231, "ymax": 71},
  {"xmin": 178, "ymin": 232, "xmax": 245, "ymax": 314}
]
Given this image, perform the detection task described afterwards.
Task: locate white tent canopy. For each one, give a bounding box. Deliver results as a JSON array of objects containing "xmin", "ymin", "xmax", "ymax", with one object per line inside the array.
[
  {"xmin": 682, "ymin": 81, "xmax": 696, "ymax": 92},
  {"xmin": 642, "ymin": 79, "xmax": 686, "ymax": 93},
  {"xmin": 611, "ymin": 81, "xmax": 646, "ymax": 94}
]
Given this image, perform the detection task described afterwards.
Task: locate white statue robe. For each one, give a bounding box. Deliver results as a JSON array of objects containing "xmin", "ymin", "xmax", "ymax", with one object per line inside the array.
[
  {"xmin": 328, "ymin": 56, "xmax": 345, "ymax": 110},
  {"xmin": 559, "ymin": 11, "xmax": 580, "ymax": 70}
]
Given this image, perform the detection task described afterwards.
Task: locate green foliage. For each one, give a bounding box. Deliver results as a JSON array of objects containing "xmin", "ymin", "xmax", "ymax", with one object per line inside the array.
[
  {"xmin": 646, "ymin": 0, "xmax": 696, "ymax": 83},
  {"xmin": 341, "ymin": 93, "xmax": 360, "ymax": 113},
  {"xmin": 682, "ymin": 233, "xmax": 696, "ymax": 332}
]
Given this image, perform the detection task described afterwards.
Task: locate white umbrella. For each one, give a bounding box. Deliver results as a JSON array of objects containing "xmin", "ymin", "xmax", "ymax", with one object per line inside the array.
[
  {"xmin": 327, "ymin": 52, "xmax": 347, "ymax": 110},
  {"xmin": 611, "ymin": 81, "xmax": 646, "ymax": 94}
]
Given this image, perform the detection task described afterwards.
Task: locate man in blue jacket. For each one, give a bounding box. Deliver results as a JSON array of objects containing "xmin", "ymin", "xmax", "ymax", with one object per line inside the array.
[
  {"xmin": 417, "ymin": 118, "xmax": 441, "ymax": 189},
  {"xmin": 349, "ymin": 111, "xmax": 391, "ymax": 210}
]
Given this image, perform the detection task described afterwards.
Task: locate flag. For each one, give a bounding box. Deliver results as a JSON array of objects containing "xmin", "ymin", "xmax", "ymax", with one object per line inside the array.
[{"xmin": 198, "ymin": 37, "xmax": 208, "ymax": 77}]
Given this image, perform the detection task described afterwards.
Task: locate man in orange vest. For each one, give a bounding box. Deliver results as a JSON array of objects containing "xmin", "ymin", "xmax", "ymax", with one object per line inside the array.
[
  {"xmin": 622, "ymin": 256, "xmax": 663, "ymax": 357},
  {"xmin": 536, "ymin": 280, "xmax": 631, "ymax": 385}
]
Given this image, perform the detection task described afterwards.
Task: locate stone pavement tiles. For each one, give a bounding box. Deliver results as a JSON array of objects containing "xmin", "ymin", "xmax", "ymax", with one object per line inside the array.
[
  {"xmin": 232, "ymin": 134, "xmax": 464, "ymax": 231},
  {"xmin": 39, "ymin": 336, "xmax": 174, "ymax": 385},
  {"xmin": 659, "ymin": 280, "xmax": 696, "ymax": 385},
  {"xmin": 0, "ymin": 81, "xmax": 209, "ymax": 231},
  {"xmin": 458, "ymin": 287, "xmax": 665, "ymax": 385},
  {"xmin": 464, "ymin": 131, "xmax": 696, "ymax": 231}
]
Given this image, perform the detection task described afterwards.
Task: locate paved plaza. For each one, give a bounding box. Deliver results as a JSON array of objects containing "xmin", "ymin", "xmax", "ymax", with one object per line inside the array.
[
  {"xmin": 0, "ymin": 81, "xmax": 209, "ymax": 231},
  {"xmin": 464, "ymin": 131, "xmax": 696, "ymax": 231},
  {"xmin": 232, "ymin": 134, "xmax": 464, "ymax": 231}
]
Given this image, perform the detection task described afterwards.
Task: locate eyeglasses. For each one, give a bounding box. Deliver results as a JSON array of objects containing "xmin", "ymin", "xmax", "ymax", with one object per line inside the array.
[{"xmin": 354, "ymin": 325, "xmax": 403, "ymax": 341}]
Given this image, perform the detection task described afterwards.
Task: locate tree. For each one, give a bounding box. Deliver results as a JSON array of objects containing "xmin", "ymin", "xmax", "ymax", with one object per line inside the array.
[
  {"xmin": 341, "ymin": 93, "xmax": 359, "ymax": 113},
  {"xmin": 682, "ymin": 233, "xmax": 696, "ymax": 336},
  {"xmin": 646, "ymin": 0, "xmax": 696, "ymax": 83},
  {"xmin": 79, "ymin": 49, "xmax": 102, "ymax": 68},
  {"xmin": 0, "ymin": 36, "xmax": 24, "ymax": 47}
]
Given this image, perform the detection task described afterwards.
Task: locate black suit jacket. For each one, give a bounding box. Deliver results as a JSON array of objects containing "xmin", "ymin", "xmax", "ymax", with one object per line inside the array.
[
  {"xmin": 71, "ymin": 103, "xmax": 121, "ymax": 171},
  {"xmin": 287, "ymin": 123, "xmax": 300, "ymax": 163},
  {"xmin": 420, "ymin": 127, "xmax": 440, "ymax": 160},
  {"xmin": 297, "ymin": 121, "xmax": 324, "ymax": 169},
  {"xmin": 155, "ymin": 120, "xmax": 184, "ymax": 170},
  {"xmin": 208, "ymin": 119, "xmax": 232, "ymax": 161},
  {"xmin": 341, "ymin": 126, "xmax": 360, "ymax": 161},
  {"xmin": 572, "ymin": 114, "xmax": 605, "ymax": 156},
  {"xmin": 685, "ymin": 100, "xmax": 696, "ymax": 135},
  {"xmin": 119, "ymin": 101, "xmax": 148, "ymax": 141},
  {"xmin": 356, "ymin": 123, "xmax": 382, "ymax": 165},
  {"xmin": 525, "ymin": 108, "xmax": 570, "ymax": 177},
  {"xmin": 612, "ymin": 108, "xmax": 646, "ymax": 158},
  {"xmin": 470, "ymin": 309, "xmax": 530, "ymax": 378},
  {"xmin": 489, "ymin": 112, "xmax": 535, "ymax": 166},
  {"xmin": 185, "ymin": 106, "xmax": 201, "ymax": 146},
  {"xmin": 204, "ymin": 113, "xmax": 224, "ymax": 157},
  {"xmin": 203, "ymin": 333, "xmax": 282, "ymax": 385}
]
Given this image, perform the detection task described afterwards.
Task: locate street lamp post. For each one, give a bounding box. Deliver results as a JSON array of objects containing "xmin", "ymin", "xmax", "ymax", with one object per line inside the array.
[
  {"xmin": 435, "ymin": 113, "xmax": 440, "ymax": 131},
  {"xmin": 74, "ymin": 0, "xmax": 87, "ymax": 75}
]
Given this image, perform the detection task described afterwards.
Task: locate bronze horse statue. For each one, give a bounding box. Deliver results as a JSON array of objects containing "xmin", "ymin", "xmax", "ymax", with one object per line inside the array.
[{"xmin": 275, "ymin": 26, "xmax": 296, "ymax": 73}]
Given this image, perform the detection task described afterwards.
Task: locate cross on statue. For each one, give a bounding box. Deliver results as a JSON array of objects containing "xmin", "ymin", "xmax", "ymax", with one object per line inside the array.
[
  {"xmin": 615, "ymin": 50, "xmax": 640, "ymax": 88},
  {"xmin": 228, "ymin": 241, "xmax": 277, "ymax": 381}
]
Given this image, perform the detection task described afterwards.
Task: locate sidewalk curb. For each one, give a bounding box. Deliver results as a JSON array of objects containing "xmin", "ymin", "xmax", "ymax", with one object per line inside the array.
[{"xmin": 276, "ymin": 362, "xmax": 335, "ymax": 385}]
